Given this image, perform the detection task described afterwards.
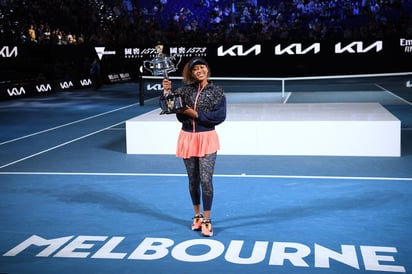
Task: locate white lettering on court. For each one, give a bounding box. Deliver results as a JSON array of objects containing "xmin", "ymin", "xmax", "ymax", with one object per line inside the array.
[{"xmin": 2, "ymin": 235, "xmax": 406, "ymax": 272}]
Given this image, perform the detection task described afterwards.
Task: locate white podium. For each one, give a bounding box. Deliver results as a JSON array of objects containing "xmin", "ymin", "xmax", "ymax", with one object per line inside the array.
[{"xmin": 126, "ymin": 102, "xmax": 401, "ymax": 157}]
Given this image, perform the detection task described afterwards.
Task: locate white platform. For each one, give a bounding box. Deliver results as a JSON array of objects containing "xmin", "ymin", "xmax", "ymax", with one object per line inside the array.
[{"xmin": 126, "ymin": 102, "xmax": 401, "ymax": 157}]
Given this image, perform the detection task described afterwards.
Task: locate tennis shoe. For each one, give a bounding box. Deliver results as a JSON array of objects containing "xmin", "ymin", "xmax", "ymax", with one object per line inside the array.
[
  {"xmin": 191, "ymin": 214, "xmax": 203, "ymax": 231},
  {"xmin": 201, "ymin": 219, "xmax": 213, "ymax": 237}
]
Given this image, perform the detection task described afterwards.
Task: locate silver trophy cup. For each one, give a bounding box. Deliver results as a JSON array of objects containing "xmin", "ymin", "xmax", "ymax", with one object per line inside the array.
[
  {"xmin": 143, "ymin": 44, "xmax": 181, "ymax": 79},
  {"xmin": 143, "ymin": 54, "xmax": 176, "ymax": 79},
  {"xmin": 143, "ymin": 44, "xmax": 183, "ymax": 114}
]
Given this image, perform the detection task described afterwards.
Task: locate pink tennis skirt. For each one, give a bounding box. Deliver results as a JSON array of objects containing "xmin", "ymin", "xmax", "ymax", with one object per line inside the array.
[{"xmin": 176, "ymin": 130, "xmax": 220, "ymax": 159}]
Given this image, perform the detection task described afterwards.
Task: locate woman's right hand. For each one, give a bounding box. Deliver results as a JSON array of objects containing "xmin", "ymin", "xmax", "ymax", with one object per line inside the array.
[{"xmin": 162, "ymin": 79, "xmax": 172, "ymax": 93}]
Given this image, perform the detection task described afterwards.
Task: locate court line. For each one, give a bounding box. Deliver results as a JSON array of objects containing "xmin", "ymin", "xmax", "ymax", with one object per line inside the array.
[
  {"xmin": 0, "ymin": 122, "xmax": 125, "ymax": 169},
  {"xmin": 0, "ymin": 103, "xmax": 139, "ymax": 146},
  {"xmin": 0, "ymin": 171, "xmax": 411, "ymax": 181},
  {"xmin": 283, "ymin": 92, "xmax": 292, "ymax": 104}
]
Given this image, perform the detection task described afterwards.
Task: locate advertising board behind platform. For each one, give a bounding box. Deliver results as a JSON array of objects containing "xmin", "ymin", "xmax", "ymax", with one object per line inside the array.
[{"xmin": 1, "ymin": 37, "xmax": 411, "ymax": 100}]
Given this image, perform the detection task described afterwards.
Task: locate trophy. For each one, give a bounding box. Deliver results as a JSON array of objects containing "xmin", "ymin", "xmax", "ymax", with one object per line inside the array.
[
  {"xmin": 143, "ymin": 44, "xmax": 181, "ymax": 80},
  {"xmin": 143, "ymin": 44, "xmax": 184, "ymax": 114}
]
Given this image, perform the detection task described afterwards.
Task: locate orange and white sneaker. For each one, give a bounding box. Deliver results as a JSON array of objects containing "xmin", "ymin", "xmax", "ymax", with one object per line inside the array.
[
  {"xmin": 201, "ymin": 219, "xmax": 213, "ymax": 237},
  {"xmin": 191, "ymin": 214, "xmax": 203, "ymax": 231}
]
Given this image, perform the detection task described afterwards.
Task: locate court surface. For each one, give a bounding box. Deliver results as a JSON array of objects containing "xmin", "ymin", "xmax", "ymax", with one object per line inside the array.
[{"xmin": 1, "ymin": 76, "xmax": 412, "ymax": 274}]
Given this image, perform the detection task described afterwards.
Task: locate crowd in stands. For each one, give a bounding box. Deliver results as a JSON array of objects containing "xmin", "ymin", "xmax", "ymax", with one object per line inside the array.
[{"xmin": 1, "ymin": 0, "xmax": 411, "ymax": 46}]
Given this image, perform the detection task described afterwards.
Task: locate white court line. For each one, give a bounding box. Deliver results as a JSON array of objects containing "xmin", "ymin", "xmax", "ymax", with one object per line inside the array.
[
  {"xmin": 283, "ymin": 92, "xmax": 292, "ymax": 104},
  {"xmin": 0, "ymin": 121, "xmax": 125, "ymax": 169},
  {"xmin": 0, "ymin": 171, "xmax": 411, "ymax": 181},
  {"xmin": 0, "ymin": 103, "xmax": 138, "ymax": 146}
]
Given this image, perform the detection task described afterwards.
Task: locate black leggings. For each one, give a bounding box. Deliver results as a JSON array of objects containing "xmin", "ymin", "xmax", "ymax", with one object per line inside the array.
[{"xmin": 183, "ymin": 152, "xmax": 217, "ymax": 211}]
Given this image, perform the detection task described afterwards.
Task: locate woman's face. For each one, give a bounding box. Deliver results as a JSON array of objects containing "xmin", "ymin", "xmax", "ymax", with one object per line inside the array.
[{"xmin": 191, "ymin": 64, "xmax": 209, "ymax": 82}]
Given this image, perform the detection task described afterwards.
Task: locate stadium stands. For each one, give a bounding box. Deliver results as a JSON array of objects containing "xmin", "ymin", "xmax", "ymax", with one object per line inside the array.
[{"xmin": 1, "ymin": 0, "xmax": 411, "ymax": 45}]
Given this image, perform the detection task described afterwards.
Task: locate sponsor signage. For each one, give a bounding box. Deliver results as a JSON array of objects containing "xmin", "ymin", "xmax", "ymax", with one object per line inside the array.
[
  {"xmin": 124, "ymin": 47, "xmax": 157, "ymax": 58},
  {"xmin": 400, "ymin": 38, "xmax": 412, "ymax": 53},
  {"xmin": 95, "ymin": 47, "xmax": 116, "ymax": 60},
  {"xmin": 335, "ymin": 41, "xmax": 383, "ymax": 54},
  {"xmin": 274, "ymin": 43, "xmax": 321, "ymax": 55},
  {"xmin": 6, "ymin": 86, "xmax": 26, "ymax": 97},
  {"xmin": 35, "ymin": 83, "xmax": 53, "ymax": 92},
  {"xmin": 170, "ymin": 46, "xmax": 207, "ymax": 57},
  {"xmin": 80, "ymin": 79, "xmax": 93, "ymax": 86},
  {"xmin": 1, "ymin": 37, "xmax": 411, "ymax": 100},
  {"xmin": 217, "ymin": 44, "xmax": 261, "ymax": 56},
  {"xmin": 0, "ymin": 78, "xmax": 94, "ymax": 100},
  {"xmin": 108, "ymin": 73, "xmax": 132, "ymax": 83},
  {"xmin": 59, "ymin": 81, "xmax": 74, "ymax": 90},
  {"xmin": 0, "ymin": 46, "xmax": 18, "ymax": 58},
  {"xmin": 124, "ymin": 46, "xmax": 208, "ymax": 59}
]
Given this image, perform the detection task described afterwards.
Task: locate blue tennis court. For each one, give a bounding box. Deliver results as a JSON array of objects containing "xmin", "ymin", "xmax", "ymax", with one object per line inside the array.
[{"xmin": 1, "ymin": 77, "xmax": 412, "ymax": 274}]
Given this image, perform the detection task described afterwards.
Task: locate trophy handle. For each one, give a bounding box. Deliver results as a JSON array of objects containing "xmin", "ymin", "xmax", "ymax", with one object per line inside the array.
[
  {"xmin": 143, "ymin": 60, "xmax": 153, "ymax": 74},
  {"xmin": 164, "ymin": 70, "xmax": 169, "ymax": 80}
]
